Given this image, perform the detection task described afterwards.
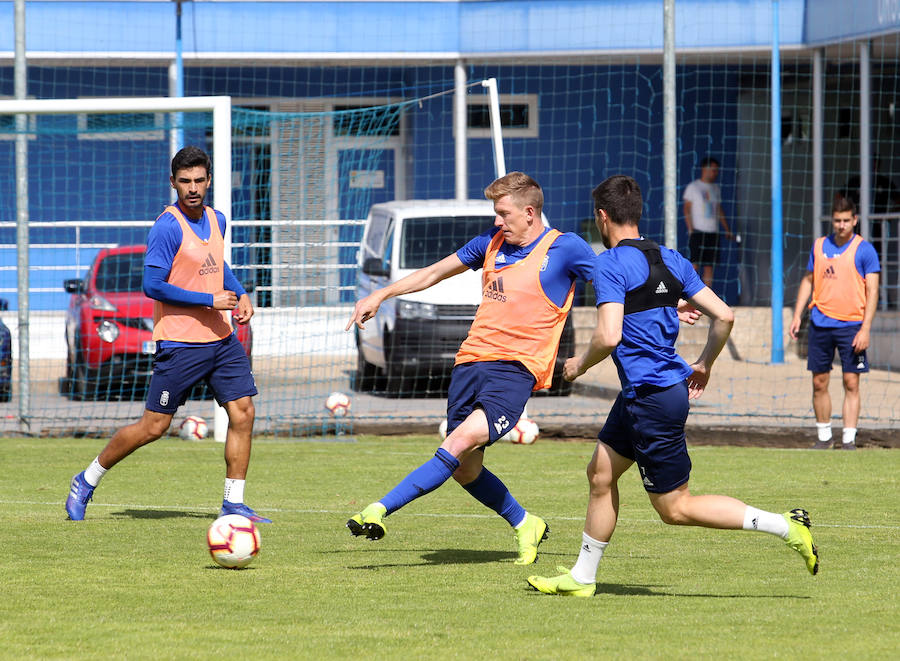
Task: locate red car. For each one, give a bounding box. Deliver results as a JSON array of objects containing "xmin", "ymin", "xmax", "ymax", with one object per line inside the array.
[{"xmin": 61, "ymin": 245, "xmax": 252, "ymax": 401}]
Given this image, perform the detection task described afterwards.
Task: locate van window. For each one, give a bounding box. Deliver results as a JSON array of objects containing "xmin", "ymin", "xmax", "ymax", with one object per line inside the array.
[
  {"xmin": 400, "ymin": 216, "xmax": 494, "ymax": 269},
  {"xmin": 364, "ymin": 211, "xmax": 391, "ymax": 260}
]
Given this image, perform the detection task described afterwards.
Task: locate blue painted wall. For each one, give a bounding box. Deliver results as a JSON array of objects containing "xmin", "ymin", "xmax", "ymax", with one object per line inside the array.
[
  {"xmin": 806, "ymin": 0, "xmax": 900, "ymax": 43},
  {"xmin": 0, "ymin": 1, "xmax": 806, "ymax": 55},
  {"xmin": 0, "ymin": 61, "xmax": 744, "ymax": 308}
]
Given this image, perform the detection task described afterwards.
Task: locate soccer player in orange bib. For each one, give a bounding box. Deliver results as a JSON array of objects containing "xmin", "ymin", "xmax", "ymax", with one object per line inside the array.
[
  {"xmin": 65, "ymin": 146, "xmax": 269, "ymax": 524},
  {"xmin": 345, "ymin": 172, "xmax": 595, "ymax": 564},
  {"xmin": 790, "ymin": 196, "xmax": 880, "ymax": 450}
]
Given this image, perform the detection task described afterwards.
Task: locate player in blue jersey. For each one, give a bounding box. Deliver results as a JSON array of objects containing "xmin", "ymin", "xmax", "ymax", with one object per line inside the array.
[
  {"xmin": 65, "ymin": 146, "xmax": 270, "ymax": 524},
  {"xmin": 527, "ymin": 175, "xmax": 819, "ymax": 597},
  {"xmin": 346, "ymin": 172, "xmax": 595, "ymax": 564}
]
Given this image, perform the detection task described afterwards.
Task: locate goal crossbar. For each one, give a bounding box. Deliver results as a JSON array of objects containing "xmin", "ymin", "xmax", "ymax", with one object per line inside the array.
[{"xmin": 0, "ymin": 95, "xmax": 233, "ymax": 223}]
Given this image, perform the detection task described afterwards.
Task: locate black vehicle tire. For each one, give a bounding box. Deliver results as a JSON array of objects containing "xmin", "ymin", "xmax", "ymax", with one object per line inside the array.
[
  {"xmin": 381, "ymin": 329, "xmax": 413, "ymax": 397},
  {"xmin": 352, "ymin": 329, "xmax": 379, "ymax": 392},
  {"xmin": 71, "ymin": 362, "xmax": 92, "ymax": 401},
  {"xmin": 353, "ymin": 349, "xmax": 379, "ymax": 392},
  {"xmin": 59, "ymin": 335, "xmax": 77, "ymax": 397}
]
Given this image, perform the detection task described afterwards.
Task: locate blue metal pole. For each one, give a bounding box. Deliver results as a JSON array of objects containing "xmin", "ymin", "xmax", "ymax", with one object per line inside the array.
[{"xmin": 770, "ymin": 0, "xmax": 784, "ymax": 363}]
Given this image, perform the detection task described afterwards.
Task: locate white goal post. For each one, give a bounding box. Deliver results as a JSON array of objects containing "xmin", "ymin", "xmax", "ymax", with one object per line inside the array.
[
  {"xmin": 0, "ymin": 95, "xmax": 233, "ymax": 223},
  {"xmin": 0, "ymin": 95, "xmax": 233, "ymax": 440}
]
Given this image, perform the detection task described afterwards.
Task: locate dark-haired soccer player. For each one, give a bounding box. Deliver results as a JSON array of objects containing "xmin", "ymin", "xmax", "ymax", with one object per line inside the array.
[
  {"xmin": 65, "ymin": 146, "xmax": 270, "ymax": 524},
  {"xmin": 527, "ymin": 175, "xmax": 818, "ymax": 597},
  {"xmin": 345, "ymin": 171, "xmax": 596, "ymax": 564},
  {"xmin": 789, "ymin": 196, "xmax": 880, "ymax": 450}
]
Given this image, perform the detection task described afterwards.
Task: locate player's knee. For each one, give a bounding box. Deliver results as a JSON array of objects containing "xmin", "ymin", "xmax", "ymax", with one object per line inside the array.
[
  {"xmin": 586, "ymin": 464, "xmax": 612, "ymax": 496},
  {"xmin": 227, "ymin": 399, "xmax": 255, "ymax": 429},
  {"xmin": 652, "ymin": 499, "xmax": 689, "ymax": 525},
  {"xmin": 452, "ymin": 464, "xmax": 481, "ymax": 485},
  {"xmin": 657, "ymin": 511, "xmax": 685, "ymax": 525},
  {"xmin": 655, "ymin": 508, "xmax": 687, "ymax": 526},
  {"xmin": 442, "ymin": 433, "xmax": 483, "ymax": 458},
  {"xmin": 139, "ymin": 418, "xmax": 170, "ymax": 442}
]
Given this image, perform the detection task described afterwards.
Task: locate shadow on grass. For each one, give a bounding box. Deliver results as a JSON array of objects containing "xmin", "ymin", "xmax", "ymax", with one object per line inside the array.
[
  {"xmin": 346, "ymin": 548, "xmax": 516, "ymax": 568},
  {"xmin": 534, "ymin": 583, "xmax": 812, "ymax": 599},
  {"xmin": 111, "ymin": 508, "xmax": 213, "ymax": 520}
]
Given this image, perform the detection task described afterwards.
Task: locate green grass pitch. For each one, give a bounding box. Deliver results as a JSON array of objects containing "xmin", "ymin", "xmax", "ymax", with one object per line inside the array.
[{"xmin": 2, "ymin": 435, "xmax": 897, "ymax": 659}]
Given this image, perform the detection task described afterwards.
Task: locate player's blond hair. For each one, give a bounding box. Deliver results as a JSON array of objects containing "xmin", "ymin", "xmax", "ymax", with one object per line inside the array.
[{"xmin": 484, "ymin": 171, "xmax": 543, "ymax": 216}]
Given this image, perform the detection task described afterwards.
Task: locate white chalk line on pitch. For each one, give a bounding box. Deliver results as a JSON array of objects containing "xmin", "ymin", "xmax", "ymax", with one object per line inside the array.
[{"xmin": 4, "ymin": 499, "xmax": 899, "ymax": 530}]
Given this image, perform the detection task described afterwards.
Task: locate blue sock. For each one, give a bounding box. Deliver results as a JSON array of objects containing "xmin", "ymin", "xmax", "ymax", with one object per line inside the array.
[
  {"xmin": 462, "ymin": 467, "xmax": 526, "ymax": 528},
  {"xmin": 380, "ymin": 448, "xmax": 460, "ymax": 515}
]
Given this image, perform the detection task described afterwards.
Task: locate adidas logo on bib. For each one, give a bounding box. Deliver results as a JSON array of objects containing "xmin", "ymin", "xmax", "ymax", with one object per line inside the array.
[{"xmin": 655, "ymin": 281, "xmax": 668, "ymax": 294}]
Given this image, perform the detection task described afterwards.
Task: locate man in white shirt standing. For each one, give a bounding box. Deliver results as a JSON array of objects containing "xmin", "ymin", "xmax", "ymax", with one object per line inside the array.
[{"xmin": 683, "ymin": 157, "xmax": 733, "ymax": 289}]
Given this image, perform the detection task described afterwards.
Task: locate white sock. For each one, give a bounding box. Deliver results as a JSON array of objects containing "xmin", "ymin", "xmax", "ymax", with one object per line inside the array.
[
  {"xmin": 742, "ymin": 506, "xmax": 790, "ymax": 539},
  {"xmin": 842, "ymin": 428, "xmax": 857, "ymax": 444},
  {"xmin": 224, "ymin": 478, "xmax": 245, "ymax": 504},
  {"xmin": 570, "ymin": 532, "xmax": 609, "ymax": 584},
  {"xmin": 83, "ymin": 457, "xmax": 108, "ymax": 487},
  {"xmin": 816, "ymin": 422, "xmax": 832, "ymax": 442}
]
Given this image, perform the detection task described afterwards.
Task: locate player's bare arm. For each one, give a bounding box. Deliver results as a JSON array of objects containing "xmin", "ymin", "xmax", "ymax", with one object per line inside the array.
[
  {"xmin": 346, "ymin": 253, "xmax": 468, "ymax": 330},
  {"xmin": 233, "ymin": 293, "xmax": 254, "ymax": 325},
  {"xmin": 685, "ymin": 286, "xmax": 734, "ymax": 399},
  {"xmin": 563, "ymin": 302, "xmax": 623, "ymax": 381},
  {"xmin": 853, "ymin": 271, "xmax": 880, "ymax": 352},
  {"xmin": 212, "ymin": 290, "xmax": 239, "ymax": 310},
  {"xmin": 789, "ymin": 273, "xmax": 814, "ymax": 339}
]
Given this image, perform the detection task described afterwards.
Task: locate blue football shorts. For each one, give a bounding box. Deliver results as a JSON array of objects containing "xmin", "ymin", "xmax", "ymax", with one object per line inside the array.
[
  {"xmin": 598, "ymin": 380, "xmax": 692, "ymax": 494},
  {"xmin": 806, "ymin": 321, "xmax": 869, "ymax": 374},
  {"xmin": 146, "ymin": 333, "xmax": 258, "ymax": 414},
  {"xmin": 445, "ymin": 360, "xmax": 536, "ymax": 444}
]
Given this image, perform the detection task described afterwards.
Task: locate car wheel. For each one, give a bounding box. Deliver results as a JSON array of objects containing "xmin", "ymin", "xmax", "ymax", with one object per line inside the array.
[
  {"xmin": 381, "ymin": 330, "xmax": 407, "ymax": 397},
  {"xmin": 0, "ymin": 385, "xmax": 10, "ymax": 403},
  {"xmin": 353, "ymin": 349, "xmax": 379, "ymax": 392},
  {"xmin": 352, "ymin": 330, "xmax": 379, "ymax": 392},
  {"xmin": 71, "ymin": 362, "xmax": 97, "ymax": 401},
  {"xmin": 60, "ymin": 349, "xmax": 76, "ymax": 397}
]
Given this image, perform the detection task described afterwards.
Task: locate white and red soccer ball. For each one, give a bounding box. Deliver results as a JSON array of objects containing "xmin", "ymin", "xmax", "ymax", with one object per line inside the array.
[
  {"xmin": 207, "ymin": 514, "xmax": 261, "ymax": 569},
  {"xmin": 438, "ymin": 416, "xmax": 539, "ymax": 444},
  {"xmin": 325, "ymin": 392, "xmax": 351, "ymax": 417},
  {"xmin": 179, "ymin": 415, "xmax": 208, "ymax": 440},
  {"xmin": 500, "ymin": 418, "xmax": 540, "ymax": 445}
]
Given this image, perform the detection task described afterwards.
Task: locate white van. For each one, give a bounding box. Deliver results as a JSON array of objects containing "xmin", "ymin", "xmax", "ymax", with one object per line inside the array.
[{"xmin": 353, "ymin": 199, "xmax": 573, "ymax": 395}]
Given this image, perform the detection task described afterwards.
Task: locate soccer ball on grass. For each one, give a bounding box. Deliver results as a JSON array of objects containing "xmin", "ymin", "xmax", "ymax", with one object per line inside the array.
[
  {"xmin": 325, "ymin": 392, "xmax": 351, "ymax": 417},
  {"xmin": 179, "ymin": 415, "xmax": 208, "ymax": 440},
  {"xmin": 207, "ymin": 514, "xmax": 261, "ymax": 569}
]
